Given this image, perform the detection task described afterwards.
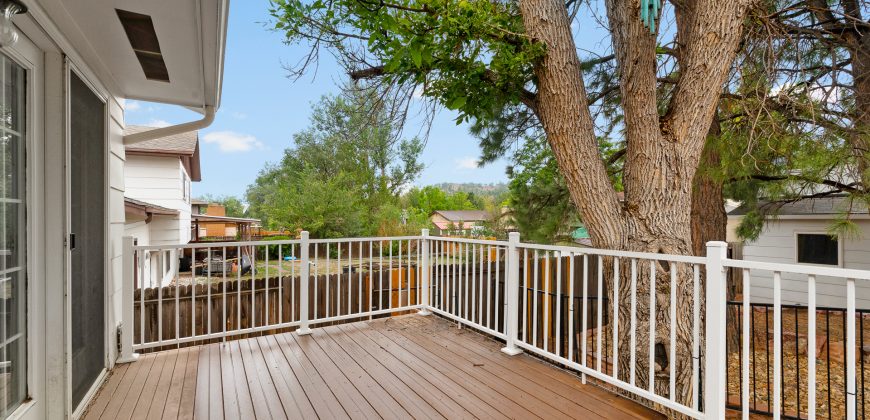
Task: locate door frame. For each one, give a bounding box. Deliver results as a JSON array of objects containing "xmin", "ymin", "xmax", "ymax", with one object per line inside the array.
[
  {"xmin": 0, "ymin": 26, "xmax": 45, "ymax": 420},
  {"xmin": 63, "ymin": 59, "xmax": 111, "ymax": 419}
]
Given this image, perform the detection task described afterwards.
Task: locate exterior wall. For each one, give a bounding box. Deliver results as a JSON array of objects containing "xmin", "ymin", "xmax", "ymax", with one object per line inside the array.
[
  {"xmin": 107, "ymin": 96, "xmax": 126, "ymax": 367},
  {"xmin": 741, "ymin": 218, "xmax": 870, "ymax": 309},
  {"xmin": 124, "ymin": 154, "xmax": 192, "ymax": 244}
]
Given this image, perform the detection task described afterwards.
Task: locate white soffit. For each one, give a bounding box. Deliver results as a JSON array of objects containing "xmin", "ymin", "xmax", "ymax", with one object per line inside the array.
[{"xmin": 33, "ymin": 0, "xmax": 227, "ymax": 110}]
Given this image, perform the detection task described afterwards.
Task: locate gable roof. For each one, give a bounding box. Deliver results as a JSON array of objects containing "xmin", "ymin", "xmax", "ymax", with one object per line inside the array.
[
  {"xmin": 124, "ymin": 125, "xmax": 202, "ymax": 182},
  {"xmin": 728, "ymin": 195, "xmax": 870, "ymax": 217},
  {"xmin": 433, "ymin": 210, "xmax": 490, "ymax": 222},
  {"xmin": 124, "ymin": 126, "xmax": 199, "ymax": 154},
  {"xmin": 124, "ymin": 197, "xmax": 178, "ymax": 216}
]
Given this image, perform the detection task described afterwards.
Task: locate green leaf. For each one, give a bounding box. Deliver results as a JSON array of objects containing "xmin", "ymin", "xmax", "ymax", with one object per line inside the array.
[
  {"xmin": 410, "ymin": 46, "xmax": 423, "ymax": 68},
  {"xmin": 449, "ymin": 96, "xmax": 467, "ymax": 110}
]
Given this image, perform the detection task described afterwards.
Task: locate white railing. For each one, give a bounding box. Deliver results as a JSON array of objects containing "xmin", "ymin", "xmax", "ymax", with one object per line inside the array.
[
  {"xmin": 117, "ymin": 231, "xmax": 870, "ymax": 420},
  {"xmin": 120, "ymin": 232, "xmax": 425, "ymax": 352}
]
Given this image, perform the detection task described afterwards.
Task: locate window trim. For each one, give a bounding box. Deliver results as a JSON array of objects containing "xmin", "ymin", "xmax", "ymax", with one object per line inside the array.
[{"xmin": 794, "ymin": 231, "xmax": 843, "ymax": 267}]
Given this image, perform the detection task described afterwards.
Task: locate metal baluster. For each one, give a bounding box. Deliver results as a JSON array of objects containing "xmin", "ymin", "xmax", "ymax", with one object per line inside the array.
[
  {"xmin": 534, "ymin": 250, "xmax": 540, "ymax": 347},
  {"xmin": 630, "ymin": 258, "xmax": 637, "ymax": 387},
  {"xmin": 773, "ymin": 271, "xmax": 782, "ymax": 419},
  {"xmin": 692, "ymin": 263, "xmax": 700, "ymax": 410},
  {"xmin": 648, "ymin": 259, "xmax": 656, "ymax": 394},
  {"xmin": 556, "ymin": 251, "xmax": 562, "ymax": 358},
  {"xmin": 568, "ymin": 252, "xmax": 576, "ymax": 364},
  {"xmin": 251, "ymin": 247, "xmax": 256, "ymax": 329},
  {"xmin": 581, "ymin": 253, "xmax": 588, "ymax": 383},
  {"xmin": 222, "ymin": 247, "xmax": 227, "ymax": 341},
  {"xmin": 487, "ymin": 245, "xmax": 492, "ymax": 329},
  {"xmin": 743, "ymin": 269, "xmax": 752, "ymax": 420},
  {"xmin": 668, "ymin": 261, "xmax": 677, "ymax": 401},
  {"xmin": 613, "ymin": 256, "xmax": 620, "ymax": 379},
  {"xmin": 848, "ymin": 278, "xmax": 857, "ymax": 420},
  {"xmin": 596, "ymin": 255, "xmax": 603, "ymax": 373}
]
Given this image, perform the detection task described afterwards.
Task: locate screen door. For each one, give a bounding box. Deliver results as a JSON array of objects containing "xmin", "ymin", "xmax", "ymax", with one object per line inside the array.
[{"xmin": 68, "ymin": 72, "xmax": 105, "ymax": 409}]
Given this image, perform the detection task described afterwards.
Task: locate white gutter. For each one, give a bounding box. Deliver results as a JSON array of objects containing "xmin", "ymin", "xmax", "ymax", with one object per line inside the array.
[{"xmin": 123, "ymin": 105, "xmax": 216, "ymax": 145}]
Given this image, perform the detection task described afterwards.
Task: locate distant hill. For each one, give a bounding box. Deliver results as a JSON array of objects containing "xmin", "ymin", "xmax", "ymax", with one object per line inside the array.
[{"xmin": 431, "ymin": 182, "xmax": 509, "ymax": 196}]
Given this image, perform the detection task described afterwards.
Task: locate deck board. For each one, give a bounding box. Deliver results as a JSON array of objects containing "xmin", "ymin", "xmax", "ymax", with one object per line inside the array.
[{"xmin": 83, "ymin": 315, "xmax": 663, "ymax": 419}]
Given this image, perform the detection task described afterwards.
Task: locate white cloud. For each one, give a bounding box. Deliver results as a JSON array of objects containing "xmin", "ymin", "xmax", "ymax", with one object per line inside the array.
[
  {"xmin": 125, "ymin": 100, "xmax": 141, "ymax": 111},
  {"xmin": 146, "ymin": 119, "xmax": 171, "ymax": 128},
  {"xmin": 455, "ymin": 157, "xmax": 479, "ymax": 170},
  {"xmin": 202, "ymin": 131, "xmax": 264, "ymax": 153}
]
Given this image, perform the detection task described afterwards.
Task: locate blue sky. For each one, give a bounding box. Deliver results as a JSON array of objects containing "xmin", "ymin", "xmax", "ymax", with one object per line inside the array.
[{"xmin": 124, "ymin": 1, "xmax": 511, "ymax": 199}]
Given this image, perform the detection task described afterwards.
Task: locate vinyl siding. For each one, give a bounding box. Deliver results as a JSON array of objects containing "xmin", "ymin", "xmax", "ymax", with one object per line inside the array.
[
  {"xmin": 124, "ymin": 154, "xmax": 192, "ymax": 244},
  {"xmin": 742, "ymin": 219, "xmax": 870, "ymax": 309},
  {"xmin": 107, "ymin": 95, "xmax": 126, "ymax": 366}
]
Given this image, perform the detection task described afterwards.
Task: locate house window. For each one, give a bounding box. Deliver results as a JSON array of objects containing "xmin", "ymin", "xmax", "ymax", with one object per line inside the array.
[
  {"xmin": 182, "ymin": 171, "xmax": 190, "ymax": 203},
  {"xmin": 796, "ymin": 233, "xmax": 839, "ymax": 265}
]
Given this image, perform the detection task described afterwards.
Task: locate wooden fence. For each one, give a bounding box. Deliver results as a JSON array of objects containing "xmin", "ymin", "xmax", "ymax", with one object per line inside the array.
[{"xmin": 134, "ymin": 266, "xmax": 419, "ymax": 352}]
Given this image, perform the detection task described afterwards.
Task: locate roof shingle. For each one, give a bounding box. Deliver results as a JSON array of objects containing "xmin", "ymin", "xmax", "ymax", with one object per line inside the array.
[{"xmin": 124, "ymin": 125, "xmax": 199, "ymax": 155}]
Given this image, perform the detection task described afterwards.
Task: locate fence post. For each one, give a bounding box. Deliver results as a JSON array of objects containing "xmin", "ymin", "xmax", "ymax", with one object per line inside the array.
[
  {"xmin": 117, "ymin": 236, "xmax": 139, "ymax": 363},
  {"xmin": 704, "ymin": 241, "xmax": 728, "ymax": 420},
  {"xmin": 297, "ymin": 231, "xmax": 312, "ymax": 335},
  {"xmin": 501, "ymin": 232, "xmax": 522, "ymax": 356},
  {"xmin": 419, "ymin": 229, "xmax": 432, "ymax": 315}
]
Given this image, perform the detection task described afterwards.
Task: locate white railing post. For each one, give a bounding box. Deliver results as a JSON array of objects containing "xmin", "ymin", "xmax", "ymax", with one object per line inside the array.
[
  {"xmin": 419, "ymin": 229, "xmax": 432, "ymax": 315},
  {"xmin": 297, "ymin": 231, "xmax": 312, "ymax": 335},
  {"xmin": 704, "ymin": 241, "xmax": 728, "ymax": 420},
  {"xmin": 501, "ymin": 232, "xmax": 522, "ymax": 356},
  {"xmin": 117, "ymin": 236, "xmax": 139, "ymax": 363}
]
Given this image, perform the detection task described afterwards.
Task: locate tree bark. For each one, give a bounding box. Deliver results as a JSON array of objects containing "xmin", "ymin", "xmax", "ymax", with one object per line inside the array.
[
  {"xmin": 518, "ymin": 0, "xmax": 755, "ymax": 412},
  {"xmin": 691, "ymin": 121, "xmax": 726, "ymax": 257}
]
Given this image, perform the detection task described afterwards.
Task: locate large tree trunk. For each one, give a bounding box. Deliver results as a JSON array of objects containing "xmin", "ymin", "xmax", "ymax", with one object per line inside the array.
[
  {"xmin": 518, "ymin": 0, "xmax": 754, "ymax": 413},
  {"xmin": 691, "ymin": 122, "xmax": 727, "ymax": 256}
]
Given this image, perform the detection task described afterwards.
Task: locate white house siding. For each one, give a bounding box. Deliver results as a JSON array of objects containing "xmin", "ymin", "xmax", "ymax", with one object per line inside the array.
[
  {"xmin": 124, "ymin": 154, "xmax": 192, "ymax": 244},
  {"xmin": 107, "ymin": 96, "xmax": 126, "ymax": 365},
  {"xmin": 743, "ymin": 218, "xmax": 870, "ymax": 309}
]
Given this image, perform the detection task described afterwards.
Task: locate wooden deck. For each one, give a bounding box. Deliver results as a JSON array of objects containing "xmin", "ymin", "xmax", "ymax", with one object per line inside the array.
[{"xmin": 82, "ymin": 315, "xmax": 662, "ymax": 419}]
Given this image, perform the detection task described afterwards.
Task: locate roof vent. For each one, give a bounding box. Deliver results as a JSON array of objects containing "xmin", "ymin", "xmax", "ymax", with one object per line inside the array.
[{"xmin": 116, "ymin": 9, "xmax": 169, "ymax": 82}]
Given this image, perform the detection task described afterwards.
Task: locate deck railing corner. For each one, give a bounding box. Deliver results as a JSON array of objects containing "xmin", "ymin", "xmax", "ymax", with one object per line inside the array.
[
  {"xmin": 118, "ymin": 235, "xmax": 140, "ymax": 364},
  {"xmin": 501, "ymin": 231, "xmax": 523, "ymax": 356},
  {"xmin": 419, "ymin": 228, "xmax": 432, "ymax": 316},
  {"xmin": 704, "ymin": 241, "xmax": 728, "ymax": 420},
  {"xmin": 297, "ymin": 230, "xmax": 312, "ymax": 335}
]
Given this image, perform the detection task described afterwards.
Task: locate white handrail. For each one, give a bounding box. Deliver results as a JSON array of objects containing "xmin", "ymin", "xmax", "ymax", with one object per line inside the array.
[{"xmin": 120, "ymin": 232, "xmax": 870, "ymax": 419}]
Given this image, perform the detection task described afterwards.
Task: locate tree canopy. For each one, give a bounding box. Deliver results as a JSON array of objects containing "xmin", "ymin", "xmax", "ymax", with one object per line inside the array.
[{"xmin": 246, "ymin": 91, "xmax": 425, "ymax": 237}]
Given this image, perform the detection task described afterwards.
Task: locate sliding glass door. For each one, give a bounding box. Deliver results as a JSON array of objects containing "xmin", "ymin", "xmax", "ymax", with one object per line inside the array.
[{"xmin": 0, "ymin": 53, "xmax": 26, "ymax": 418}]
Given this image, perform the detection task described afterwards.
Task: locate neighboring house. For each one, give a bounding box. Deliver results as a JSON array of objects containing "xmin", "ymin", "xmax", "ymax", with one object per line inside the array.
[
  {"xmin": 431, "ymin": 210, "xmax": 490, "ymax": 235},
  {"xmin": 1, "ymin": 2, "xmax": 229, "ymax": 419},
  {"xmin": 728, "ymin": 195, "xmax": 870, "ymax": 308},
  {"xmin": 123, "ymin": 126, "xmax": 200, "ymax": 245},
  {"xmin": 191, "ymin": 197, "xmax": 209, "ymax": 215},
  {"xmin": 191, "ymin": 202, "xmax": 260, "ymax": 240}
]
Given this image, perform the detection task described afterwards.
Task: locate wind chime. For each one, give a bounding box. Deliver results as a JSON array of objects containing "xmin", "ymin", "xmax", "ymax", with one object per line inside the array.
[{"xmin": 639, "ymin": 0, "xmax": 661, "ymax": 33}]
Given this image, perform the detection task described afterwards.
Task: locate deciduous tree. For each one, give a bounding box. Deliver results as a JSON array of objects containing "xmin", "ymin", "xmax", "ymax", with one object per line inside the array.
[{"xmin": 271, "ymin": 0, "xmax": 759, "ymax": 407}]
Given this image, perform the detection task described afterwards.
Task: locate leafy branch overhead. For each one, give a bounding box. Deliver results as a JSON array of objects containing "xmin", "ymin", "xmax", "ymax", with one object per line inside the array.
[{"xmin": 271, "ymin": 0, "xmax": 542, "ymax": 123}]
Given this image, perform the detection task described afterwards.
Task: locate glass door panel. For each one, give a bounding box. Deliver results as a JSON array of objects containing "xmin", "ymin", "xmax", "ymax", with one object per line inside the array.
[{"xmin": 0, "ymin": 53, "xmax": 26, "ymax": 418}]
